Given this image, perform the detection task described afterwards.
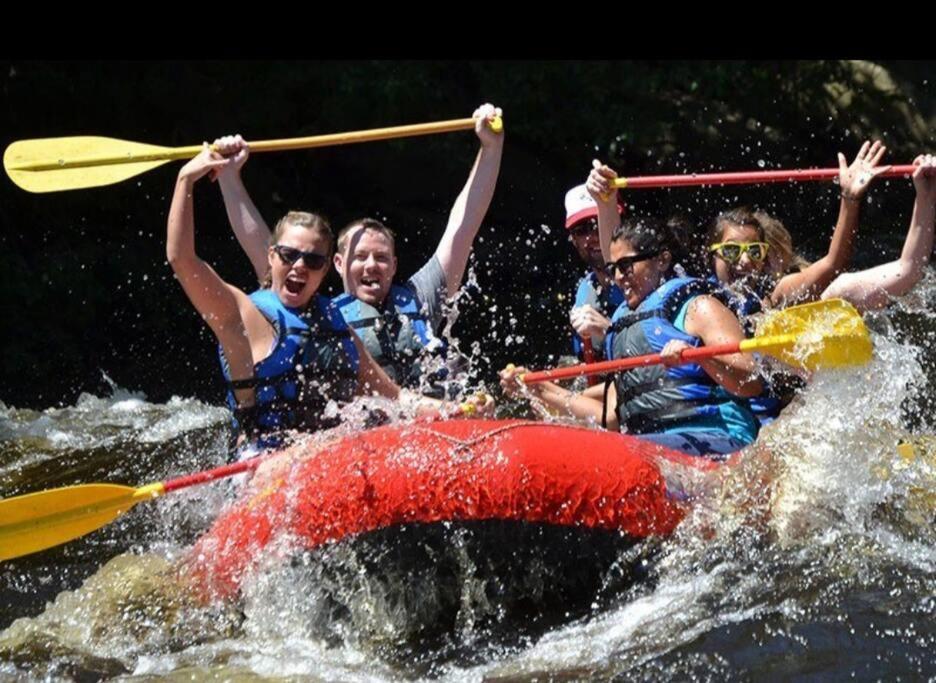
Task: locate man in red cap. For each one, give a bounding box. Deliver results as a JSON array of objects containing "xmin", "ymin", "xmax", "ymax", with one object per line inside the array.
[{"xmin": 565, "ymin": 183, "xmax": 625, "ymax": 361}]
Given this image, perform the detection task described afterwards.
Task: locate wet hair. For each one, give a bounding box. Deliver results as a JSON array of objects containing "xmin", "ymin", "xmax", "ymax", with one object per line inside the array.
[
  {"xmin": 707, "ymin": 206, "xmax": 766, "ymax": 247},
  {"xmin": 666, "ymin": 213, "xmax": 705, "ymax": 277},
  {"xmin": 754, "ymin": 209, "xmax": 811, "ymax": 277},
  {"xmin": 705, "ymin": 206, "xmax": 768, "ymax": 278},
  {"xmin": 271, "ymin": 211, "xmax": 334, "ymax": 254},
  {"xmin": 262, "ymin": 210, "xmax": 333, "ymax": 288},
  {"xmin": 610, "ymin": 215, "xmax": 689, "ymax": 275},
  {"xmin": 337, "ymin": 217, "xmax": 397, "ymax": 255}
]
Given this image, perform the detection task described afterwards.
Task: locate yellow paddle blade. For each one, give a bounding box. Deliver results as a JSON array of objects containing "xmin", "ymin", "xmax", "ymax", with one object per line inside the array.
[
  {"xmin": 0, "ymin": 482, "xmax": 164, "ymax": 561},
  {"xmin": 743, "ymin": 298, "xmax": 873, "ymax": 370},
  {"xmin": 4, "ymin": 136, "xmax": 200, "ymax": 193}
]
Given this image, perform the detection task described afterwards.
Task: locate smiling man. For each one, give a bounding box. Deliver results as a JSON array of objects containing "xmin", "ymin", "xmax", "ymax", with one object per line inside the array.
[
  {"xmin": 329, "ymin": 216, "xmax": 450, "ymax": 390},
  {"xmin": 214, "ymin": 104, "xmax": 503, "ymax": 394}
]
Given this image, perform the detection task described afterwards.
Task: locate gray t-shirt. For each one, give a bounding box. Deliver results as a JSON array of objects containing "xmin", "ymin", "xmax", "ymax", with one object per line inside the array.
[
  {"xmin": 406, "ymin": 254, "xmax": 447, "ymax": 331},
  {"xmin": 405, "ymin": 254, "xmax": 468, "ymax": 398},
  {"xmin": 329, "ymin": 255, "xmax": 453, "ymax": 397}
]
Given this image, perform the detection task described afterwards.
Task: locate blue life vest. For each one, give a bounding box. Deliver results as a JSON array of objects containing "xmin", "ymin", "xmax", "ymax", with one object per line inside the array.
[
  {"xmin": 706, "ymin": 274, "xmax": 769, "ymax": 330},
  {"xmin": 604, "ymin": 276, "xmax": 759, "ymax": 437},
  {"xmin": 570, "ymin": 271, "xmax": 625, "ymax": 360},
  {"xmin": 220, "ymin": 290, "xmax": 360, "ymax": 441},
  {"xmin": 706, "ymin": 275, "xmax": 798, "ymax": 425},
  {"xmin": 333, "ymin": 284, "xmax": 445, "ymax": 390}
]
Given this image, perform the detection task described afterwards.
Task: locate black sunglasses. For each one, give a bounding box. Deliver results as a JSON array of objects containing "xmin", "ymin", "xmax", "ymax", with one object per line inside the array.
[
  {"xmin": 273, "ymin": 245, "xmax": 329, "ymax": 271},
  {"xmin": 603, "ymin": 250, "xmax": 662, "ymax": 277}
]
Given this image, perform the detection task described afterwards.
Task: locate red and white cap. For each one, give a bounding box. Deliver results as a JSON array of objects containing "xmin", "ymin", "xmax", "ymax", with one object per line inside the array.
[{"xmin": 564, "ymin": 183, "xmax": 624, "ymax": 229}]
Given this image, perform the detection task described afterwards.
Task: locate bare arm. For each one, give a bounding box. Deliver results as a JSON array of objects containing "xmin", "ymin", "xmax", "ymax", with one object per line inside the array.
[
  {"xmin": 214, "ymin": 135, "xmax": 274, "ymax": 283},
  {"xmin": 350, "ymin": 333, "xmax": 439, "ymax": 415},
  {"xmin": 434, "ymin": 104, "xmax": 504, "ymax": 297},
  {"xmin": 531, "ymin": 381, "xmax": 618, "ymax": 428},
  {"xmin": 771, "ymin": 140, "xmax": 890, "ymax": 305},
  {"xmin": 499, "ymin": 366, "xmax": 619, "ymax": 429},
  {"xmin": 586, "ymin": 160, "xmax": 623, "ymax": 262},
  {"xmin": 822, "ymin": 154, "xmax": 936, "ymax": 311},
  {"xmin": 166, "ymin": 148, "xmax": 257, "ymax": 404},
  {"xmin": 351, "ymin": 333, "xmax": 491, "ymax": 417},
  {"xmin": 680, "ymin": 295, "xmax": 763, "ymax": 398},
  {"xmin": 352, "ymin": 332, "xmax": 400, "ymax": 400}
]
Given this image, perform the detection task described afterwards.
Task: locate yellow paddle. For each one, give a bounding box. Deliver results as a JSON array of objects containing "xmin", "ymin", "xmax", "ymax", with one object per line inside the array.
[
  {"xmin": 0, "ymin": 397, "xmax": 489, "ymax": 562},
  {"xmin": 0, "ymin": 459, "xmax": 259, "ymax": 562},
  {"xmin": 521, "ymin": 299, "xmax": 872, "ymax": 383},
  {"xmin": 4, "ymin": 115, "xmax": 503, "ymax": 193}
]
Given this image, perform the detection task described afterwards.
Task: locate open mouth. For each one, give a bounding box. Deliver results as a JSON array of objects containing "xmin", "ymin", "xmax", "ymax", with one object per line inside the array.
[
  {"xmin": 360, "ymin": 276, "xmax": 382, "ymax": 291},
  {"xmin": 285, "ymin": 276, "xmax": 306, "ymax": 295},
  {"xmin": 732, "ymin": 268, "xmax": 757, "ymax": 283}
]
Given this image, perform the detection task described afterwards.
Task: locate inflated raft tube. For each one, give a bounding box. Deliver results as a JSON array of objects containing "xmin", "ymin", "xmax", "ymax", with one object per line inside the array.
[{"xmin": 188, "ymin": 419, "xmax": 707, "ymax": 599}]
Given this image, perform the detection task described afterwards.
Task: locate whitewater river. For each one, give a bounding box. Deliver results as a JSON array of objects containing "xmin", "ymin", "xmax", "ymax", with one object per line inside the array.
[{"xmin": 1, "ymin": 287, "xmax": 934, "ymax": 681}]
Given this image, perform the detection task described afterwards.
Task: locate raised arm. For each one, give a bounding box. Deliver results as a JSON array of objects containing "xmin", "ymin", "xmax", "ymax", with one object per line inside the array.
[
  {"xmin": 214, "ymin": 134, "xmax": 274, "ymax": 283},
  {"xmin": 433, "ymin": 104, "xmax": 504, "ymax": 298},
  {"xmin": 822, "ymin": 154, "xmax": 936, "ymax": 311},
  {"xmin": 166, "ymin": 147, "xmax": 257, "ymax": 398},
  {"xmin": 771, "ymin": 140, "xmax": 890, "ymax": 305},
  {"xmin": 586, "ymin": 160, "xmax": 623, "ymax": 262}
]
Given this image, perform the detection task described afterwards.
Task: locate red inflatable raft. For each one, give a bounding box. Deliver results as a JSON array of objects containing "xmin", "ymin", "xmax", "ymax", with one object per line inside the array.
[{"xmin": 188, "ymin": 419, "xmax": 715, "ymax": 598}]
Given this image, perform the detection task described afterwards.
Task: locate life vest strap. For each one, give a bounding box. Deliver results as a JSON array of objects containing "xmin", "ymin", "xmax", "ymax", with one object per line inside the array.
[
  {"xmin": 609, "ymin": 310, "xmax": 658, "ymax": 334},
  {"xmin": 625, "ymin": 400, "xmax": 724, "ymax": 434},
  {"xmin": 233, "ymin": 404, "xmax": 262, "ymax": 438},
  {"xmin": 616, "ymin": 376, "xmax": 714, "ymax": 404},
  {"xmin": 285, "ymin": 325, "xmax": 351, "ymax": 339},
  {"xmin": 346, "ymin": 313, "xmax": 429, "ymax": 331}
]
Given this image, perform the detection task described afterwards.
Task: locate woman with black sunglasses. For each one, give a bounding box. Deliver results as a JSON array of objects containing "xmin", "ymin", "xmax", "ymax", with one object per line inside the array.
[
  {"xmin": 501, "ymin": 165, "xmax": 763, "ymax": 459},
  {"xmin": 167, "ymin": 147, "xmax": 489, "ymax": 453},
  {"xmin": 568, "ymin": 144, "xmax": 888, "ymax": 430}
]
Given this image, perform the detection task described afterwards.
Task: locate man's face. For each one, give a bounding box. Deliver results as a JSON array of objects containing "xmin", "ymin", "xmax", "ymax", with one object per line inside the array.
[
  {"xmin": 334, "ymin": 227, "xmax": 398, "ymax": 306},
  {"xmin": 568, "ymin": 217, "xmax": 604, "ymax": 272}
]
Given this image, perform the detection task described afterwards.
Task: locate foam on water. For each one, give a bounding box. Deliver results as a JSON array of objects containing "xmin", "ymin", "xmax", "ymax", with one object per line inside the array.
[{"xmin": 2, "ymin": 282, "xmax": 935, "ymax": 680}]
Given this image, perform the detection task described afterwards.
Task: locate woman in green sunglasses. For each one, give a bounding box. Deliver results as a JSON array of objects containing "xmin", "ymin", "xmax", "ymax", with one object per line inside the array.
[{"xmin": 707, "ymin": 140, "xmax": 890, "ymax": 314}]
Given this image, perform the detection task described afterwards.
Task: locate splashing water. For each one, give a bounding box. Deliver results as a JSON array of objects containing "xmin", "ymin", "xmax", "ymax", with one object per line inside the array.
[{"xmin": 1, "ymin": 283, "xmax": 935, "ymax": 680}]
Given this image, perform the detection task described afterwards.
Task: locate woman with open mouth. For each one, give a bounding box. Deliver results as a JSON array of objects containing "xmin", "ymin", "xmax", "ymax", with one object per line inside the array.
[{"xmin": 167, "ymin": 146, "xmax": 489, "ymax": 455}]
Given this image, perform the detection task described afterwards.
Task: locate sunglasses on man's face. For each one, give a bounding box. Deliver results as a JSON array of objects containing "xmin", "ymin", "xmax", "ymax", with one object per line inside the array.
[
  {"xmin": 709, "ymin": 241, "xmax": 770, "ymax": 263},
  {"xmin": 273, "ymin": 245, "xmax": 329, "ymax": 271},
  {"xmin": 603, "ymin": 250, "xmax": 662, "ymax": 277},
  {"xmin": 568, "ymin": 219, "xmax": 598, "ymax": 238}
]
